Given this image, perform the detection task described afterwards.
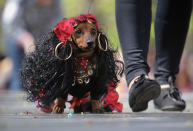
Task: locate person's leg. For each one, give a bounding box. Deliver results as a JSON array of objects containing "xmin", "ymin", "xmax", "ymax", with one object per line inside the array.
[
  {"xmin": 154, "ymin": 0, "xmax": 192, "ymax": 111},
  {"xmin": 115, "ymin": 0, "xmax": 151, "ymax": 84},
  {"xmin": 116, "ymin": 0, "xmax": 160, "ymax": 112},
  {"xmin": 5, "ymin": 38, "xmax": 24, "ymax": 90}
]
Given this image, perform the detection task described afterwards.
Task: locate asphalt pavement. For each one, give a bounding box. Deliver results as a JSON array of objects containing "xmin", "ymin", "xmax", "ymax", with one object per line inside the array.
[{"xmin": 0, "ymin": 87, "xmax": 193, "ymax": 131}]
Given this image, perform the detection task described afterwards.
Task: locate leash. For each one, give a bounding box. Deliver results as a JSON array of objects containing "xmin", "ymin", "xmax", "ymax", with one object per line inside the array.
[{"xmin": 87, "ymin": 0, "xmax": 94, "ymax": 13}]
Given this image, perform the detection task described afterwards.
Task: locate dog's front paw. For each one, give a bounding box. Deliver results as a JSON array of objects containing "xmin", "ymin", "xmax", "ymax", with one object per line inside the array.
[
  {"xmin": 91, "ymin": 100, "xmax": 104, "ymax": 113},
  {"xmin": 52, "ymin": 98, "xmax": 66, "ymax": 114},
  {"xmin": 52, "ymin": 104, "xmax": 65, "ymax": 113}
]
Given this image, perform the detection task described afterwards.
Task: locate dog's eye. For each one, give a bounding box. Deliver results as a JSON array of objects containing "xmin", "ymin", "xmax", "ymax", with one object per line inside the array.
[
  {"xmin": 75, "ymin": 29, "xmax": 82, "ymax": 35},
  {"xmin": 91, "ymin": 29, "xmax": 97, "ymax": 35}
]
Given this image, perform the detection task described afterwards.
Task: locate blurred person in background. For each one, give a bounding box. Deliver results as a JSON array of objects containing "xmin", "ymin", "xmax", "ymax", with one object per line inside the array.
[
  {"xmin": 177, "ymin": 52, "xmax": 193, "ymax": 92},
  {"xmin": 116, "ymin": 0, "xmax": 192, "ymax": 112},
  {"xmin": 1, "ymin": 0, "xmax": 63, "ymax": 90}
]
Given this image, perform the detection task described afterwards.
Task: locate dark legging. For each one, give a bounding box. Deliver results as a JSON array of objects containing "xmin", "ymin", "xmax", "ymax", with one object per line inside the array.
[{"xmin": 115, "ymin": 0, "xmax": 192, "ymax": 84}]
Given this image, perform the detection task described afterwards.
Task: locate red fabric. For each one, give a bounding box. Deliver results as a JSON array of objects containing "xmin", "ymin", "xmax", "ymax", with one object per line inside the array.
[
  {"xmin": 35, "ymin": 100, "xmax": 52, "ymax": 113},
  {"xmin": 53, "ymin": 14, "xmax": 99, "ymax": 45},
  {"xmin": 69, "ymin": 92, "xmax": 90, "ymax": 109},
  {"xmin": 35, "ymin": 85, "xmax": 123, "ymax": 113},
  {"xmin": 74, "ymin": 57, "xmax": 88, "ymax": 72},
  {"xmin": 104, "ymin": 85, "xmax": 123, "ymax": 112},
  {"xmin": 69, "ymin": 84, "xmax": 123, "ymax": 112}
]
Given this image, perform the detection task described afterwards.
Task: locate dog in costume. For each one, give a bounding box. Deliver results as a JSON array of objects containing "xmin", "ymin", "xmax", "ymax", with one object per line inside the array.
[{"xmin": 21, "ymin": 14, "xmax": 124, "ymax": 113}]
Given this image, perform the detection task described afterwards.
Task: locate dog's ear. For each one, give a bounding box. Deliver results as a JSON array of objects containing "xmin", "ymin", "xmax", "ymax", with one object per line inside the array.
[
  {"xmin": 54, "ymin": 41, "xmax": 72, "ymax": 61},
  {"xmin": 97, "ymin": 33, "xmax": 108, "ymax": 51}
]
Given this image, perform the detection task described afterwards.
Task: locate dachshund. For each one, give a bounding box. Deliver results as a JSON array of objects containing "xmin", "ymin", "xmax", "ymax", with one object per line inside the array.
[{"xmin": 21, "ymin": 14, "xmax": 124, "ymax": 114}]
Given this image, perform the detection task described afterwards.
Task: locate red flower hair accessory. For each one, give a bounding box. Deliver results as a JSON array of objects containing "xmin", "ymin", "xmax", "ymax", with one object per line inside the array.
[{"xmin": 53, "ymin": 14, "xmax": 99, "ymax": 45}]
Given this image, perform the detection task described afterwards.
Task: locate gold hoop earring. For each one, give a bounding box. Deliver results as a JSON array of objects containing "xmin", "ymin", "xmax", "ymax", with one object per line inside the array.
[
  {"xmin": 98, "ymin": 33, "xmax": 108, "ymax": 51},
  {"xmin": 54, "ymin": 42, "xmax": 72, "ymax": 60}
]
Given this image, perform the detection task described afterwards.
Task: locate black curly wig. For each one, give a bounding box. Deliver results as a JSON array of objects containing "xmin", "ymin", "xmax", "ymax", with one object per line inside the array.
[{"xmin": 21, "ymin": 17, "xmax": 124, "ymax": 105}]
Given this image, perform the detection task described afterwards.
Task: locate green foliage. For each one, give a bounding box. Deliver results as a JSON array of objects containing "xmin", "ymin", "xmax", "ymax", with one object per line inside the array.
[
  {"xmin": 62, "ymin": 0, "xmax": 159, "ymax": 49},
  {"xmin": 62, "ymin": 0, "xmax": 120, "ymax": 49},
  {"xmin": 1, "ymin": 0, "xmax": 193, "ymax": 54},
  {"xmin": 0, "ymin": 0, "xmax": 6, "ymax": 55}
]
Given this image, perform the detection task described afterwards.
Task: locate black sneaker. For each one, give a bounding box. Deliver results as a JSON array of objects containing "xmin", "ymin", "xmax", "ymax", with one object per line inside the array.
[
  {"xmin": 154, "ymin": 76, "xmax": 186, "ymax": 111},
  {"xmin": 129, "ymin": 75, "xmax": 161, "ymax": 112}
]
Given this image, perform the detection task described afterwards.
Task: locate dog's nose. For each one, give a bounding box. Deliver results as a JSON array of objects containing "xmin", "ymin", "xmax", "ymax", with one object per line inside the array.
[{"xmin": 87, "ymin": 39, "xmax": 94, "ymax": 47}]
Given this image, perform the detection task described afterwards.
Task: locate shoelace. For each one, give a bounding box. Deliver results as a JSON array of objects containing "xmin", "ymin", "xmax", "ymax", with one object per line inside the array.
[{"xmin": 168, "ymin": 76, "xmax": 182, "ymax": 100}]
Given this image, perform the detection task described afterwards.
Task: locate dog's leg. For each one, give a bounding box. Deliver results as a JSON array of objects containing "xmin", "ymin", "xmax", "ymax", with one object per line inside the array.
[
  {"xmin": 91, "ymin": 100, "xmax": 104, "ymax": 113},
  {"xmin": 52, "ymin": 97, "xmax": 66, "ymax": 113}
]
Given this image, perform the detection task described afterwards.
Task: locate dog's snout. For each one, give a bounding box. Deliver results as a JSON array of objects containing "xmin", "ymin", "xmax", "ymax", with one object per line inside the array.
[{"xmin": 86, "ymin": 39, "xmax": 94, "ymax": 47}]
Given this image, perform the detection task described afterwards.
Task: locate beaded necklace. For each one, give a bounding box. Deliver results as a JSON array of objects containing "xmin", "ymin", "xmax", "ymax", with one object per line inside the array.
[{"xmin": 72, "ymin": 57, "xmax": 96, "ymax": 86}]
